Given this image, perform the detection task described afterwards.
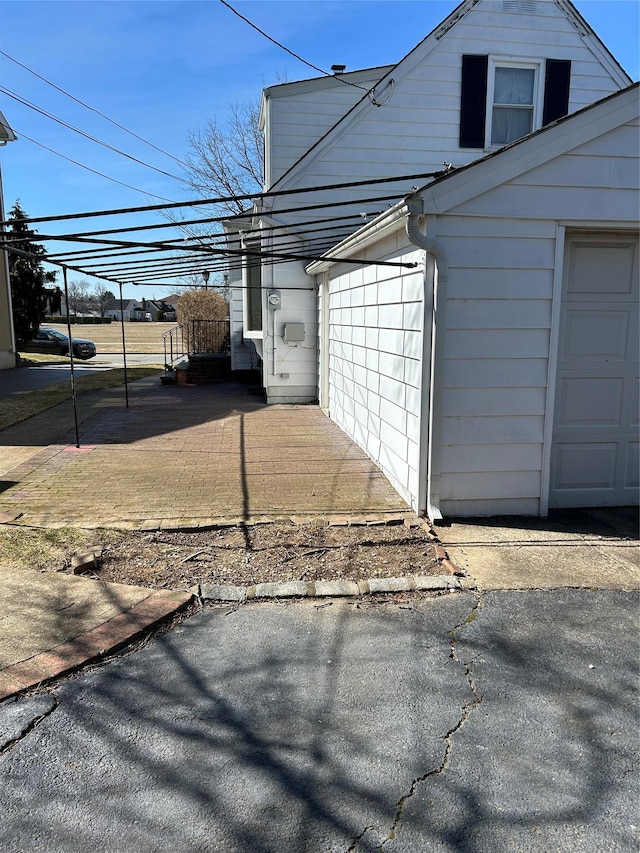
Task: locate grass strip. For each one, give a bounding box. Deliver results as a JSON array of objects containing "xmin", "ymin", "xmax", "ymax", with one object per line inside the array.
[{"xmin": 0, "ymin": 366, "xmax": 162, "ymax": 431}]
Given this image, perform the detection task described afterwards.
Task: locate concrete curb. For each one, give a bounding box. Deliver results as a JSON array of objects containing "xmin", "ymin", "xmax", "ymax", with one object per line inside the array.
[
  {"xmin": 0, "ymin": 589, "xmax": 193, "ymax": 701},
  {"xmin": 195, "ymin": 574, "xmax": 475, "ymax": 603}
]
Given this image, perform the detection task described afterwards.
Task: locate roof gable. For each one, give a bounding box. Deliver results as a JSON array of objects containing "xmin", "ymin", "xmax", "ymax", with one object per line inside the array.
[{"xmin": 268, "ymin": 0, "xmax": 633, "ymax": 195}]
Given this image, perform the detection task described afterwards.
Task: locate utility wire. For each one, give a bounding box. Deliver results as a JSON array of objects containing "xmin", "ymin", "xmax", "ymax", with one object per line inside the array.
[
  {"xmin": 0, "ymin": 85, "xmax": 184, "ymax": 181},
  {"xmin": 0, "ymin": 49, "xmax": 189, "ymax": 168},
  {"xmin": 15, "ymin": 130, "xmax": 178, "ymax": 203},
  {"xmin": 219, "ymin": 0, "xmax": 371, "ymax": 95}
]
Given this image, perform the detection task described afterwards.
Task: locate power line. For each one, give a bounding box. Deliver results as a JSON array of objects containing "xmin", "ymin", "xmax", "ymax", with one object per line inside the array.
[
  {"xmin": 0, "ymin": 84, "xmax": 184, "ymax": 181},
  {"xmin": 0, "ymin": 48, "xmax": 189, "ymax": 169},
  {"xmin": 14, "ymin": 130, "xmax": 178, "ymax": 203},
  {"xmin": 219, "ymin": 0, "xmax": 369, "ymax": 94}
]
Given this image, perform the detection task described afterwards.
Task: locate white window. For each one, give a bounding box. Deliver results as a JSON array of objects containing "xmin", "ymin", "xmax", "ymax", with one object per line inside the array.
[
  {"xmin": 243, "ymin": 249, "xmax": 263, "ymax": 337},
  {"xmin": 488, "ymin": 61, "xmax": 540, "ymax": 146}
]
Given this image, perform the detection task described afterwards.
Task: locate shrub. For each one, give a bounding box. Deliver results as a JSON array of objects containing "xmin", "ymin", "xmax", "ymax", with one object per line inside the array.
[
  {"xmin": 176, "ymin": 290, "xmax": 229, "ymax": 354},
  {"xmin": 176, "ymin": 290, "xmax": 228, "ymax": 324}
]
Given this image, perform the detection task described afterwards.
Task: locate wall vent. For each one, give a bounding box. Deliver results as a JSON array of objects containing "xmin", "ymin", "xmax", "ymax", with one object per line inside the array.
[{"xmin": 502, "ymin": 0, "xmax": 537, "ymax": 13}]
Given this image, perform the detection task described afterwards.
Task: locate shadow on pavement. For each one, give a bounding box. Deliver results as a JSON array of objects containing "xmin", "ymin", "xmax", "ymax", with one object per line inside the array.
[{"xmin": 1, "ymin": 591, "xmax": 638, "ymax": 852}]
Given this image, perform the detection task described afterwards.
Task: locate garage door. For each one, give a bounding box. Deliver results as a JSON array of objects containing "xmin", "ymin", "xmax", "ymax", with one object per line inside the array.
[{"xmin": 550, "ymin": 233, "xmax": 639, "ymax": 508}]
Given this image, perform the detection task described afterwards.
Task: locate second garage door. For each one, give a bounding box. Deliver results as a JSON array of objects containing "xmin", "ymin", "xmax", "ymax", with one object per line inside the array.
[{"xmin": 550, "ymin": 233, "xmax": 639, "ymax": 508}]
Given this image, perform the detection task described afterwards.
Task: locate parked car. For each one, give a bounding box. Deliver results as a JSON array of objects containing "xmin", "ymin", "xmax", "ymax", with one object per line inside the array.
[{"xmin": 23, "ymin": 328, "xmax": 97, "ymax": 360}]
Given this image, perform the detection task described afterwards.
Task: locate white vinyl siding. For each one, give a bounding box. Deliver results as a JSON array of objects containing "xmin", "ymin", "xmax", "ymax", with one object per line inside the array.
[
  {"xmin": 269, "ymin": 0, "xmax": 627, "ymax": 193},
  {"xmin": 433, "ymin": 112, "xmax": 638, "ymax": 516},
  {"xmin": 325, "ymin": 237, "xmax": 424, "ymax": 509},
  {"xmin": 256, "ymin": 1, "xmax": 629, "ymax": 405},
  {"xmin": 229, "ymin": 280, "xmax": 254, "ymax": 372},
  {"xmin": 436, "ymin": 216, "xmax": 556, "ymax": 516},
  {"xmin": 264, "ymin": 69, "xmax": 392, "ymax": 186},
  {"xmin": 262, "ymin": 258, "xmax": 318, "ymax": 404},
  {"xmin": 241, "ymin": 0, "xmax": 630, "ymax": 405},
  {"xmin": 314, "ymin": 90, "xmax": 637, "ymax": 517}
]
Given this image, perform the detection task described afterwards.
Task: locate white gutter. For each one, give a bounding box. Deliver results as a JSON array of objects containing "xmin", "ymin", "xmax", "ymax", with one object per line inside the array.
[
  {"xmin": 405, "ymin": 195, "xmax": 448, "ymax": 522},
  {"xmin": 306, "ymin": 199, "xmax": 409, "ymax": 275}
]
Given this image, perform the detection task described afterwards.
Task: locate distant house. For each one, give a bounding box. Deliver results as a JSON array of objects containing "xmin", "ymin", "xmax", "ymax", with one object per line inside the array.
[
  {"xmin": 225, "ymin": 0, "xmax": 638, "ymax": 518},
  {"xmin": 105, "ymin": 297, "xmax": 178, "ymax": 322},
  {"xmin": 149, "ymin": 299, "xmax": 178, "ymax": 322},
  {"xmin": 105, "ymin": 299, "xmax": 139, "ymax": 322}
]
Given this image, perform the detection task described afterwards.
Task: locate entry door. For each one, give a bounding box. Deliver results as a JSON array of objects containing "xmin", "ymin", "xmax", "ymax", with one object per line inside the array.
[{"xmin": 550, "ymin": 234, "xmax": 639, "ymax": 508}]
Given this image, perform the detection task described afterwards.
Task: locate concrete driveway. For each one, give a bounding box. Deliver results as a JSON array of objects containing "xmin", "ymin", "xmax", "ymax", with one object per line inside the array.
[{"xmin": 438, "ymin": 506, "xmax": 639, "ymax": 591}]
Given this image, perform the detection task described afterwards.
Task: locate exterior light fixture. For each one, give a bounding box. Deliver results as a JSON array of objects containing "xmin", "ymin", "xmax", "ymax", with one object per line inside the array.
[{"xmin": 202, "ymin": 270, "xmax": 210, "ymax": 290}]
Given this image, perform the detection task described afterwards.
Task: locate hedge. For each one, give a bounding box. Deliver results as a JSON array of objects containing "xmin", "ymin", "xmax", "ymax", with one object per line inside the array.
[{"xmin": 45, "ymin": 316, "xmax": 112, "ymax": 324}]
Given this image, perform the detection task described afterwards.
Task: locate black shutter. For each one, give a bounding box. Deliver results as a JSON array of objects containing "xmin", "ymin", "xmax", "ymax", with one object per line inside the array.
[
  {"xmin": 460, "ymin": 54, "xmax": 488, "ymax": 148},
  {"xmin": 542, "ymin": 59, "xmax": 571, "ymax": 125}
]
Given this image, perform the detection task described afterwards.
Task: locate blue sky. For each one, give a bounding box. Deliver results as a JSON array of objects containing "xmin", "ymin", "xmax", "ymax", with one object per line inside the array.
[{"xmin": 0, "ymin": 0, "xmax": 638, "ymax": 298}]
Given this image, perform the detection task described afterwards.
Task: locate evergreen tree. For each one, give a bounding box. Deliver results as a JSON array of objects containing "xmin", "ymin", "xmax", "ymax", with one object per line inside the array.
[{"xmin": 6, "ymin": 201, "xmax": 56, "ymax": 347}]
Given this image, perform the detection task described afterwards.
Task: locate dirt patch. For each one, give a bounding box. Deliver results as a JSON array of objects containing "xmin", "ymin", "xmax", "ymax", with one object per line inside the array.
[{"xmin": 16, "ymin": 519, "xmax": 444, "ymax": 590}]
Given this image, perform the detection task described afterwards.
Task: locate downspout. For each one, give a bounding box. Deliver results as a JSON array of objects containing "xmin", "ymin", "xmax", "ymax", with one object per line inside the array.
[{"xmin": 405, "ymin": 196, "xmax": 448, "ymax": 522}]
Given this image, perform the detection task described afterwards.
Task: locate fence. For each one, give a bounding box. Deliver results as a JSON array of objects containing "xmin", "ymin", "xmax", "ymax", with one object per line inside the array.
[{"xmin": 163, "ymin": 319, "xmax": 231, "ymax": 369}]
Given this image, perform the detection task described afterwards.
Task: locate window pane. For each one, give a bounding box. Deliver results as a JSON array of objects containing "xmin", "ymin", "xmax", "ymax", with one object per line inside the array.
[
  {"xmin": 491, "ymin": 105, "xmax": 533, "ymax": 144},
  {"xmin": 246, "ymin": 256, "xmax": 262, "ymax": 332},
  {"xmin": 494, "ymin": 67, "xmax": 535, "ymax": 105}
]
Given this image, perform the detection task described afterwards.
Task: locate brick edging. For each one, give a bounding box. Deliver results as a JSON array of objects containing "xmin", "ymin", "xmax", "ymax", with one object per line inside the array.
[{"xmin": 0, "ymin": 590, "xmax": 193, "ymax": 701}]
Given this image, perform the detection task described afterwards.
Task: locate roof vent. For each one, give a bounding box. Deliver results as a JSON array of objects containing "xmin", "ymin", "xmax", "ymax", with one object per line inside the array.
[
  {"xmin": 331, "ymin": 64, "xmax": 346, "ymax": 74},
  {"xmin": 502, "ymin": 0, "xmax": 537, "ymax": 12}
]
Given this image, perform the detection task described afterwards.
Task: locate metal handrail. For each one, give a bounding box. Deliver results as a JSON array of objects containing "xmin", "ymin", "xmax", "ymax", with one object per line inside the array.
[{"xmin": 163, "ymin": 319, "xmax": 230, "ymax": 371}]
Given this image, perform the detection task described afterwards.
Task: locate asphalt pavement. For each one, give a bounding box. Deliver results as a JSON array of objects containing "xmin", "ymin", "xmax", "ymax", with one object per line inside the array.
[
  {"xmin": 0, "ymin": 354, "xmax": 164, "ymax": 400},
  {"xmin": 0, "ymin": 361, "xmax": 111, "ymax": 398},
  {"xmin": 1, "ymin": 590, "xmax": 637, "ymax": 852}
]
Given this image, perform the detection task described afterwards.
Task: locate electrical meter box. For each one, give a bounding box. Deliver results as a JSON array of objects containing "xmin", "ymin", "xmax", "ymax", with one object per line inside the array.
[
  {"xmin": 267, "ymin": 291, "xmax": 281, "ymax": 310},
  {"xmin": 283, "ymin": 323, "xmax": 305, "ymax": 343}
]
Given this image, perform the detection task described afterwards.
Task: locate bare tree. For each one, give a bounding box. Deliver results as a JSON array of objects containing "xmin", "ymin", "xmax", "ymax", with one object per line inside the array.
[
  {"xmin": 66, "ymin": 279, "xmax": 91, "ymax": 316},
  {"xmin": 91, "ymin": 284, "xmax": 116, "ymax": 318},
  {"xmin": 182, "ymin": 100, "xmax": 264, "ymax": 215}
]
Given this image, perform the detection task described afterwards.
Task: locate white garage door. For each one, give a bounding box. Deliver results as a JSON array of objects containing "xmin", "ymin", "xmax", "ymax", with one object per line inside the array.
[{"xmin": 550, "ymin": 233, "xmax": 639, "ymax": 508}]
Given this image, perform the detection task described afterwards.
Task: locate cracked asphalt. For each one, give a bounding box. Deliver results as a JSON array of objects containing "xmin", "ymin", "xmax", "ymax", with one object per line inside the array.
[{"xmin": 1, "ymin": 589, "xmax": 638, "ymax": 852}]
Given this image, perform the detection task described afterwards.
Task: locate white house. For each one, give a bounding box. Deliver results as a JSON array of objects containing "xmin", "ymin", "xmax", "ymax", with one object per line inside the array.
[
  {"xmin": 226, "ymin": 0, "xmax": 638, "ymax": 517},
  {"xmin": 308, "ymin": 83, "xmax": 639, "ymax": 518},
  {"xmin": 105, "ymin": 298, "xmax": 140, "ymax": 322}
]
